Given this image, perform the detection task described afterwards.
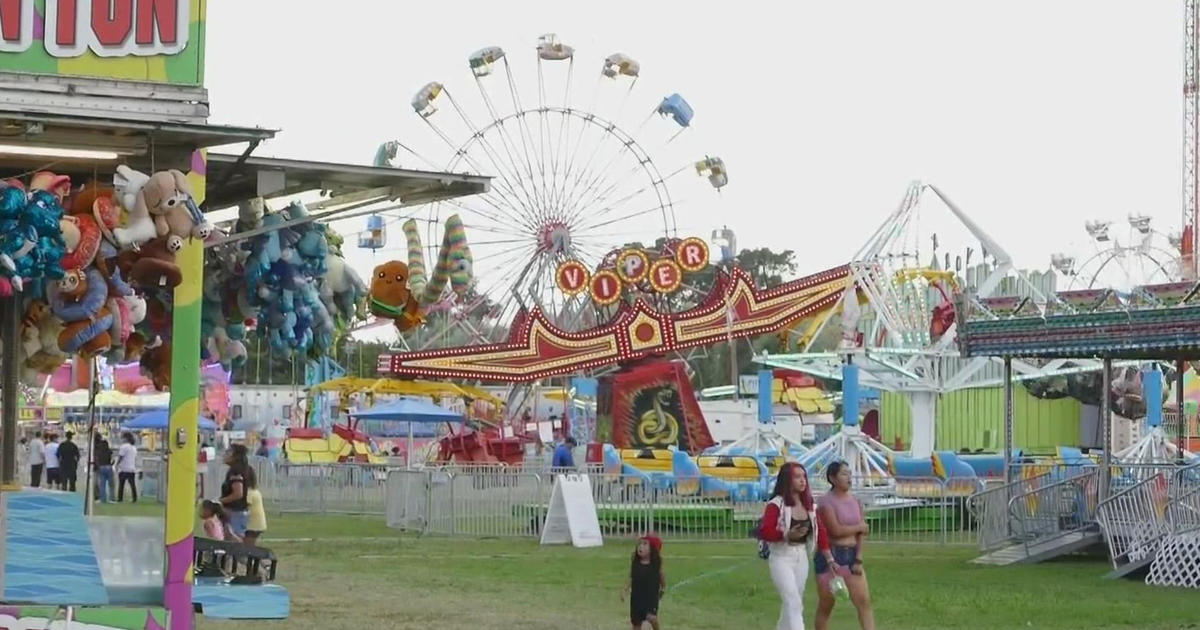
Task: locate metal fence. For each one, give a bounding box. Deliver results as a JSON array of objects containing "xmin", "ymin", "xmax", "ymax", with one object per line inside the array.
[{"xmin": 384, "ymin": 468, "xmax": 984, "ymax": 544}]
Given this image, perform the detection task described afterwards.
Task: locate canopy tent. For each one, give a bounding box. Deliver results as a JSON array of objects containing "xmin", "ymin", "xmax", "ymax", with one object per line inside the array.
[
  {"xmin": 351, "ymin": 398, "xmax": 465, "ymax": 423},
  {"xmin": 351, "ymin": 398, "xmax": 464, "ymax": 466},
  {"xmin": 121, "ymin": 409, "xmax": 219, "ymax": 432}
]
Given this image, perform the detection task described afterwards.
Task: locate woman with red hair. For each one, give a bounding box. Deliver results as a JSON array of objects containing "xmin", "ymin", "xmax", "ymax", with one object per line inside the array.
[{"xmin": 760, "ymin": 461, "xmax": 818, "ymax": 630}]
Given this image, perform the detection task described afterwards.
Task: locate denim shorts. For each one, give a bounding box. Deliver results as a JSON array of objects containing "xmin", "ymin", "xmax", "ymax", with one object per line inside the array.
[
  {"xmin": 228, "ymin": 510, "xmax": 249, "ymax": 537},
  {"xmin": 814, "ymin": 545, "xmax": 859, "ymax": 574}
]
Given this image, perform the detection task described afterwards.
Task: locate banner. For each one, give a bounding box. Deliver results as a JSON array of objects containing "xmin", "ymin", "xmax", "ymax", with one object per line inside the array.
[
  {"xmin": 609, "ymin": 360, "xmax": 714, "ymax": 454},
  {"xmin": 0, "ymin": 0, "xmax": 205, "ymax": 85}
]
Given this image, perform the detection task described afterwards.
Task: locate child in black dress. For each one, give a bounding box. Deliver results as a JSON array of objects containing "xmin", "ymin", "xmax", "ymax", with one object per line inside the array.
[{"xmin": 622, "ymin": 535, "xmax": 665, "ymax": 629}]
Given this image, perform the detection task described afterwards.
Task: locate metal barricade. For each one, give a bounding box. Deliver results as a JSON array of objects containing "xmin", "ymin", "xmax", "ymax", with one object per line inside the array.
[
  {"xmin": 1096, "ymin": 471, "xmax": 1174, "ymax": 571},
  {"xmin": 1168, "ymin": 463, "xmax": 1200, "ymax": 534},
  {"xmin": 967, "ymin": 472, "xmax": 1052, "ymax": 552},
  {"xmin": 382, "ymin": 469, "xmax": 986, "ymax": 545},
  {"xmin": 1009, "ymin": 469, "xmax": 1100, "ymax": 554}
]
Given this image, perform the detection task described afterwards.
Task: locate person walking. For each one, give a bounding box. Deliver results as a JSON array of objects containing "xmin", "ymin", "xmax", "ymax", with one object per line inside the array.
[
  {"xmin": 44, "ymin": 434, "xmax": 61, "ymax": 489},
  {"xmin": 93, "ymin": 435, "xmax": 115, "ymax": 503},
  {"xmin": 552, "ymin": 436, "xmax": 577, "ymax": 472},
  {"xmin": 28, "ymin": 431, "xmax": 45, "ymax": 487},
  {"xmin": 116, "ymin": 433, "xmax": 139, "ymax": 502},
  {"xmin": 56, "ymin": 432, "xmax": 81, "ymax": 492},
  {"xmin": 814, "ymin": 461, "xmax": 875, "ymax": 630},
  {"xmin": 760, "ymin": 462, "xmax": 818, "ymax": 630}
]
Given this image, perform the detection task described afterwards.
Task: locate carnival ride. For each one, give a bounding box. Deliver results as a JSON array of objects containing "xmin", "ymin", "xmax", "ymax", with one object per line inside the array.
[
  {"xmin": 752, "ymin": 182, "xmax": 1133, "ymax": 489},
  {"xmin": 302, "ymin": 376, "xmax": 523, "ymax": 465},
  {"xmin": 1050, "ymin": 215, "xmax": 1182, "ymax": 292},
  {"xmin": 367, "ymin": 35, "xmax": 729, "ymax": 354}
]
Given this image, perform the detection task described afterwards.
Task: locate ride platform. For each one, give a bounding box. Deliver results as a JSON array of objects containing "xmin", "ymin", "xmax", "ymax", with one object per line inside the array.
[{"xmin": 970, "ymin": 530, "xmax": 1103, "ymax": 566}]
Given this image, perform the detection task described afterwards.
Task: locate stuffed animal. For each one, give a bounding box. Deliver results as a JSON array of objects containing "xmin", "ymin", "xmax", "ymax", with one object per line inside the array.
[
  {"xmin": 368, "ymin": 260, "xmax": 423, "ymax": 332},
  {"xmin": 29, "ymin": 171, "xmax": 71, "ymax": 201},
  {"xmin": 112, "ymin": 166, "xmax": 157, "ymax": 249},
  {"xmin": 0, "ymin": 189, "xmax": 67, "ymax": 293},
  {"xmin": 321, "ymin": 254, "xmax": 368, "ymax": 326},
  {"xmin": 71, "ymin": 184, "xmax": 122, "ymax": 245},
  {"xmin": 139, "ymin": 169, "xmax": 212, "ymax": 241},
  {"xmin": 49, "ymin": 268, "xmax": 113, "ymax": 358},
  {"xmin": 59, "ymin": 214, "xmax": 103, "ymax": 272},
  {"xmin": 139, "ymin": 338, "xmax": 171, "ymax": 391},
  {"xmin": 124, "ymin": 331, "xmax": 149, "ymax": 362},
  {"xmin": 20, "ymin": 299, "xmax": 52, "ymax": 359},
  {"xmin": 24, "ymin": 313, "xmax": 68, "ymax": 378},
  {"xmin": 117, "ymin": 235, "xmax": 183, "ymax": 289}
]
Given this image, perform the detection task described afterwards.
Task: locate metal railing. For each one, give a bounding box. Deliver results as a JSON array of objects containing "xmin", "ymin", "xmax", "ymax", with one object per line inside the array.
[
  {"xmin": 1096, "ymin": 472, "xmax": 1174, "ymax": 571},
  {"xmin": 967, "ymin": 472, "xmax": 1052, "ymax": 552},
  {"xmin": 1168, "ymin": 463, "xmax": 1200, "ymax": 534},
  {"xmin": 385, "ymin": 468, "xmax": 985, "ymax": 544},
  {"xmin": 1009, "ymin": 469, "xmax": 1100, "ymax": 555}
]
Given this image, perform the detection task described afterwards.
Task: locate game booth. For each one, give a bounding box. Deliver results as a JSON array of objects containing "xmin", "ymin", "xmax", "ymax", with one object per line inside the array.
[{"xmin": 0, "ymin": 3, "xmax": 487, "ymax": 628}]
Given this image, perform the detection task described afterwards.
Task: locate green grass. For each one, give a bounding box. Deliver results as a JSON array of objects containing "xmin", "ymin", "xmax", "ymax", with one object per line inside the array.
[{"xmin": 93, "ymin": 503, "xmax": 1200, "ymax": 630}]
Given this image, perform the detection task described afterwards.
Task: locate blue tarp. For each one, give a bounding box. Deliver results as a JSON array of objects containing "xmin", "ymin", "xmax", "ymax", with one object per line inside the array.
[{"xmin": 121, "ymin": 409, "xmax": 218, "ymax": 431}]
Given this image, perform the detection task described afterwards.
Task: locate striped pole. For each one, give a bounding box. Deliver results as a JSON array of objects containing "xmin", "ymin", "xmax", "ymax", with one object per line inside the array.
[{"xmin": 163, "ymin": 149, "xmax": 207, "ymax": 629}]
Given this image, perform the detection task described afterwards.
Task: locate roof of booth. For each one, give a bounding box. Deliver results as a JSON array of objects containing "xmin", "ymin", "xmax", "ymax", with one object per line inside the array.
[
  {"xmin": 956, "ymin": 282, "xmax": 1200, "ymax": 360},
  {"xmin": 202, "ymin": 154, "xmax": 490, "ymax": 209}
]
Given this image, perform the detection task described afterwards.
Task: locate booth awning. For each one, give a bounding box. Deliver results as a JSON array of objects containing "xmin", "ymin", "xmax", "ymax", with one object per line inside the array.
[
  {"xmin": 202, "ymin": 153, "xmax": 490, "ymax": 209},
  {"xmin": 0, "ymin": 110, "xmax": 276, "ymax": 173}
]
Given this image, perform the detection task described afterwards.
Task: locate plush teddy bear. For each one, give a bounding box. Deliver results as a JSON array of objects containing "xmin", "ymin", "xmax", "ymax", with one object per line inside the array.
[
  {"xmin": 138, "ymin": 169, "xmax": 212, "ymax": 242},
  {"xmin": 139, "ymin": 338, "xmax": 172, "ymax": 391},
  {"xmin": 20, "ymin": 299, "xmax": 53, "ymax": 359},
  {"xmin": 117, "ymin": 235, "xmax": 183, "ymax": 289}
]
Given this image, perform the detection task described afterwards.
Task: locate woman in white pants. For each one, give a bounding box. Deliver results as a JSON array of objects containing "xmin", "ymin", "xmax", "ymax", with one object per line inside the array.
[{"xmin": 760, "ymin": 462, "xmax": 818, "ymax": 630}]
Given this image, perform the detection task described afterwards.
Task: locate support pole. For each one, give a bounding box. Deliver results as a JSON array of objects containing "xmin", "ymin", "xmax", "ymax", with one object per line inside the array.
[
  {"xmin": 163, "ymin": 152, "xmax": 207, "ymax": 630},
  {"xmin": 757, "ymin": 369, "xmax": 773, "ymax": 425},
  {"xmin": 1177, "ymin": 360, "xmax": 1187, "ymax": 462},
  {"xmin": 842, "ymin": 358, "xmax": 860, "ymax": 430},
  {"xmin": 1100, "ymin": 358, "xmax": 1113, "ymax": 500},
  {"xmin": 1003, "ymin": 357, "xmax": 1013, "ymax": 485},
  {"xmin": 1, "ymin": 295, "xmax": 19, "ymax": 489}
]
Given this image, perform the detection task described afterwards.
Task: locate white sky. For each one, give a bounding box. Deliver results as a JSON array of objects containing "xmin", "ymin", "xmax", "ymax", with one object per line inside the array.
[{"xmin": 204, "ymin": 1, "xmax": 1184, "ymax": 304}]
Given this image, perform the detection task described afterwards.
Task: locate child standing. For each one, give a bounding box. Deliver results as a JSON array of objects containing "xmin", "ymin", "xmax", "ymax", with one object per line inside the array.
[
  {"xmin": 622, "ymin": 535, "xmax": 665, "ymax": 630},
  {"xmin": 244, "ymin": 487, "xmax": 267, "ymax": 546},
  {"xmin": 201, "ymin": 500, "xmax": 233, "ymax": 541}
]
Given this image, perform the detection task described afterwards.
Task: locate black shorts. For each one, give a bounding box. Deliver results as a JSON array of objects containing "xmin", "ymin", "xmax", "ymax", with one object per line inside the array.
[
  {"xmin": 814, "ymin": 545, "xmax": 859, "ymax": 574},
  {"xmin": 244, "ymin": 530, "xmax": 263, "ymax": 537},
  {"xmin": 630, "ymin": 599, "xmax": 659, "ymax": 624}
]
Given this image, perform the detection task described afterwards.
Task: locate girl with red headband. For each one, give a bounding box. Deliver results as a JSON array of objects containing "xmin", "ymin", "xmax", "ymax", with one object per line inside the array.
[
  {"xmin": 759, "ymin": 461, "xmax": 818, "ymax": 630},
  {"xmin": 622, "ymin": 534, "xmax": 665, "ymax": 629}
]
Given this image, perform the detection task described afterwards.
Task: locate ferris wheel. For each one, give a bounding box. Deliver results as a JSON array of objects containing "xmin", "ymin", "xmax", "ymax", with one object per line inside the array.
[
  {"xmin": 1049, "ymin": 215, "xmax": 1182, "ymax": 291},
  {"xmin": 374, "ymin": 34, "xmax": 726, "ymax": 349}
]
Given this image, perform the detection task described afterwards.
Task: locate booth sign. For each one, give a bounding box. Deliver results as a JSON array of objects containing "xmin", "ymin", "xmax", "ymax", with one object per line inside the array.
[{"xmin": 0, "ymin": 0, "xmax": 204, "ymax": 85}]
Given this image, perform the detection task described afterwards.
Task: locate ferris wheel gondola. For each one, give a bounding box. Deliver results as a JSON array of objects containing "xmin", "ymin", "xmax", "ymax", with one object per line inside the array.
[
  {"xmin": 376, "ymin": 34, "xmax": 728, "ymax": 351},
  {"xmin": 1051, "ymin": 214, "xmax": 1182, "ymax": 291}
]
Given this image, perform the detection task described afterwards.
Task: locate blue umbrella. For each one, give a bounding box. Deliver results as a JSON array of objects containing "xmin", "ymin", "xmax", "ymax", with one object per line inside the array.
[
  {"xmin": 121, "ymin": 409, "xmax": 219, "ymax": 432},
  {"xmin": 351, "ymin": 398, "xmax": 463, "ymax": 466}
]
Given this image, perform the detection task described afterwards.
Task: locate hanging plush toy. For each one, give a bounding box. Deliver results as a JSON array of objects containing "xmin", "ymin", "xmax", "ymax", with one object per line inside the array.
[
  {"xmin": 49, "ymin": 268, "xmax": 114, "ymax": 358},
  {"xmin": 0, "ymin": 177, "xmax": 67, "ymax": 294},
  {"xmin": 368, "ymin": 260, "xmax": 423, "ymax": 332},
  {"xmin": 112, "ymin": 166, "xmax": 157, "ymax": 249},
  {"xmin": 140, "ymin": 169, "xmax": 212, "ymax": 241}
]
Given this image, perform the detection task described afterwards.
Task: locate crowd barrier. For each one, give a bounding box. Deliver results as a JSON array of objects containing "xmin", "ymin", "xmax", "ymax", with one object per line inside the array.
[{"xmin": 385, "ymin": 468, "xmax": 983, "ymax": 544}]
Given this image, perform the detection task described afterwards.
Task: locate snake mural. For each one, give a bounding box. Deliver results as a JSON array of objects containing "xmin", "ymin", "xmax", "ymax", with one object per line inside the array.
[{"xmin": 607, "ymin": 360, "xmax": 714, "ymax": 453}]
